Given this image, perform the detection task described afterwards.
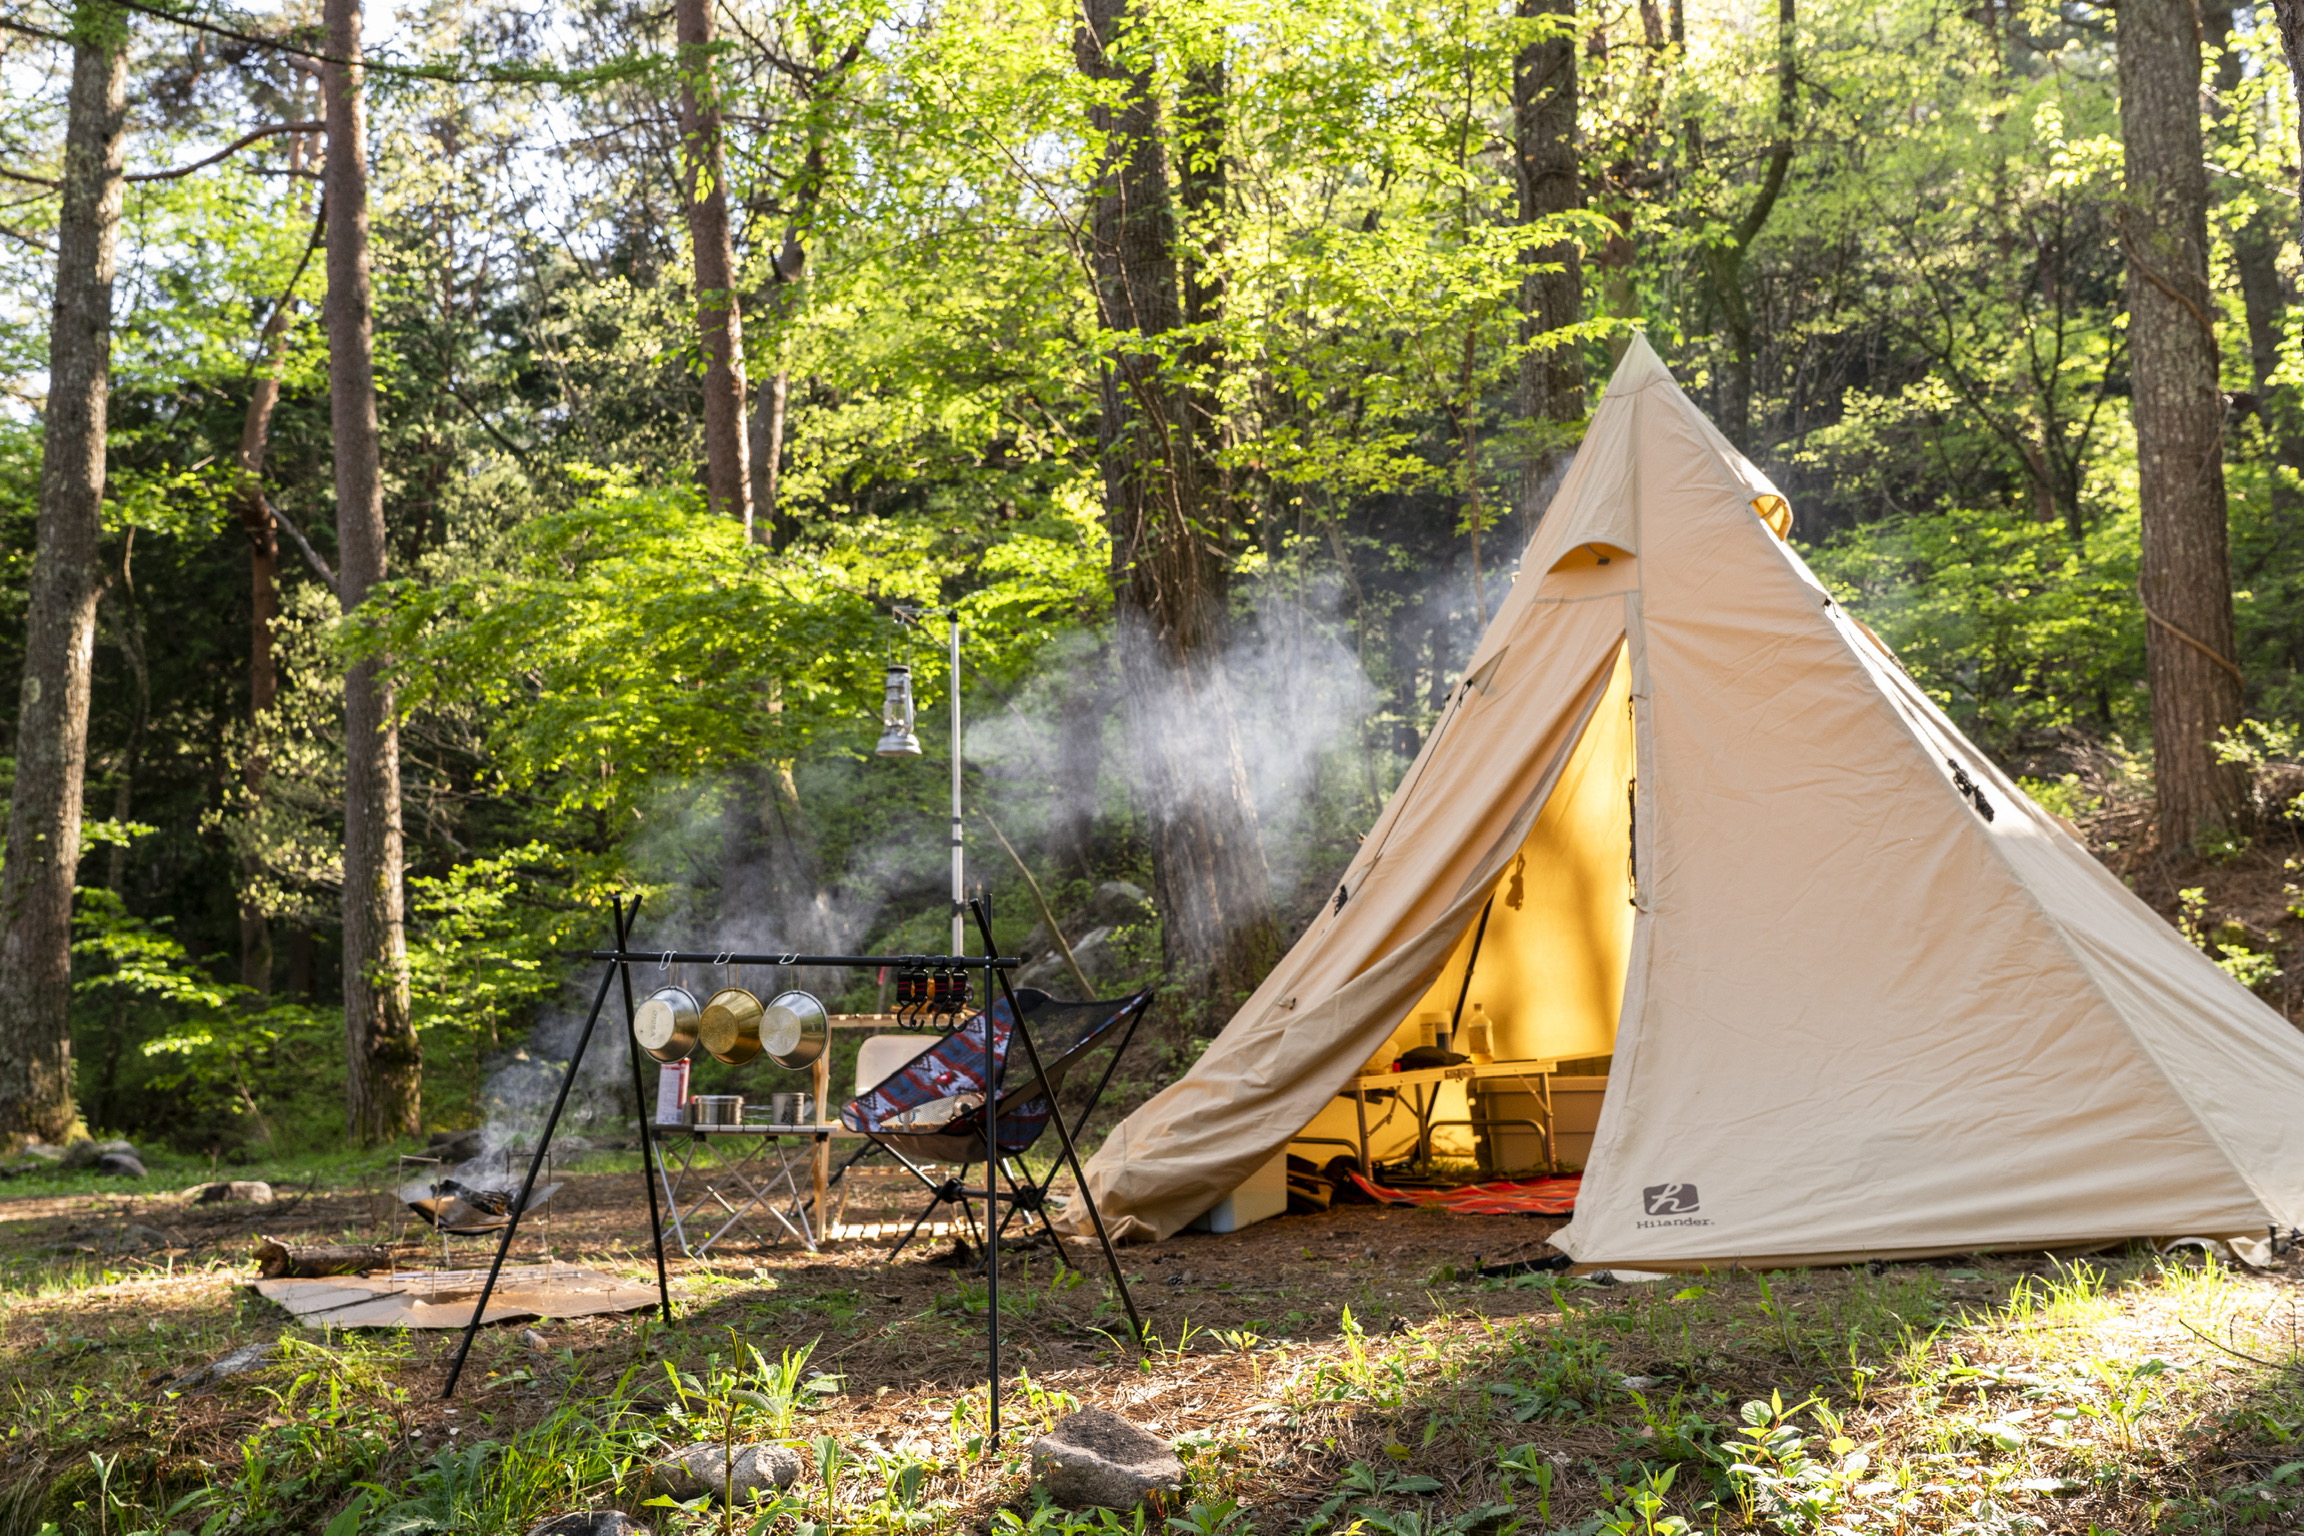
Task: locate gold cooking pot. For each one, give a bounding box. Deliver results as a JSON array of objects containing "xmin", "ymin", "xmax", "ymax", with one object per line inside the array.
[{"xmin": 699, "ymin": 984, "xmax": 766, "ymax": 1065}]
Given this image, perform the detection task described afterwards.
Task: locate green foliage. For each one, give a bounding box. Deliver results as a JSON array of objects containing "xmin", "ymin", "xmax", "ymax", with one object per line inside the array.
[{"xmin": 1805, "ymin": 504, "xmax": 2142, "ymax": 752}]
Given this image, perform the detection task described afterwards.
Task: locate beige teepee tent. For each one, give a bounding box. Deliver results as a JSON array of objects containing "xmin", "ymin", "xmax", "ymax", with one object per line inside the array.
[{"xmin": 1070, "ymin": 336, "xmax": 2304, "ymax": 1269}]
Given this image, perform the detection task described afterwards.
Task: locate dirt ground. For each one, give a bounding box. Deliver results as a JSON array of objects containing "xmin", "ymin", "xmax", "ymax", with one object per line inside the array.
[
  {"xmin": 0, "ymin": 1158, "xmax": 1573, "ymax": 1503},
  {"xmin": 6, "ymin": 1158, "xmax": 2302, "ymax": 1535}
]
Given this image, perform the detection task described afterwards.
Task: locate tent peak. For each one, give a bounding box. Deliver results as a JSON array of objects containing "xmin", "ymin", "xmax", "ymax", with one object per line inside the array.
[{"xmin": 1602, "ymin": 332, "xmax": 1674, "ymax": 398}]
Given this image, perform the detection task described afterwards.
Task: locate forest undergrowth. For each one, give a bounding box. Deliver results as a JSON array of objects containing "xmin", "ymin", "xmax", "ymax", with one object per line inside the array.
[{"xmin": 0, "ymin": 1169, "xmax": 2299, "ymax": 1536}]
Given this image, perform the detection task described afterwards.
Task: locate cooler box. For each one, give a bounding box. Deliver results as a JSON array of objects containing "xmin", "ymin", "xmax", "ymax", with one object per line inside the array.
[{"xmin": 1190, "ymin": 1148, "xmax": 1289, "ymax": 1233}]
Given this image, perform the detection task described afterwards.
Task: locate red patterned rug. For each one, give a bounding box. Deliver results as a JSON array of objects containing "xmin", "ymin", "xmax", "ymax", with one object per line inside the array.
[{"xmin": 1346, "ymin": 1171, "xmax": 1580, "ymax": 1215}]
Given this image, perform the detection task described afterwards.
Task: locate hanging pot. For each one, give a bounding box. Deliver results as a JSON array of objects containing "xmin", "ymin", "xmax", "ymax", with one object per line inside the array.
[
  {"xmin": 760, "ymin": 990, "xmax": 829, "ymax": 1070},
  {"xmin": 632, "ymin": 984, "xmax": 702, "ymax": 1063},
  {"xmin": 699, "ymin": 984, "xmax": 766, "ymax": 1065}
]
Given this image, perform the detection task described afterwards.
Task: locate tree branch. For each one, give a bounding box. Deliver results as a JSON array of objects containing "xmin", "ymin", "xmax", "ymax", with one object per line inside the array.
[
  {"xmin": 266, "ymin": 499, "xmax": 338, "ymax": 593},
  {"xmin": 4, "ymin": 122, "xmax": 321, "ymax": 191},
  {"xmin": 126, "ymin": 121, "xmax": 320, "ymax": 182}
]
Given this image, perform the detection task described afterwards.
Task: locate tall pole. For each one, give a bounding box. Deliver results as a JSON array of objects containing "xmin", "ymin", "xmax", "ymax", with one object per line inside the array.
[{"xmin": 951, "ymin": 614, "xmax": 965, "ymax": 958}]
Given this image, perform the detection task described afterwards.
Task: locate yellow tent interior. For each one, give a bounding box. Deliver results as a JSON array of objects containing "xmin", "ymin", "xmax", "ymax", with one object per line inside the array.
[{"xmin": 1288, "ymin": 645, "xmax": 1638, "ymax": 1172}]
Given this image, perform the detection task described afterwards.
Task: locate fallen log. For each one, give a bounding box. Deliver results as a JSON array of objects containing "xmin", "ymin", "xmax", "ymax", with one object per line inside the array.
[{"xmin": 253, "ymin": 1236, "xmax": 418, "ymax": 1279}]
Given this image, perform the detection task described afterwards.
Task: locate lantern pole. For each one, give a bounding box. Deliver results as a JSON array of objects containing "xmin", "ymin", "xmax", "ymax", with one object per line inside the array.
[{"xmin": 950, "ymin": 612, "xmax": 964, "ymax": 959}]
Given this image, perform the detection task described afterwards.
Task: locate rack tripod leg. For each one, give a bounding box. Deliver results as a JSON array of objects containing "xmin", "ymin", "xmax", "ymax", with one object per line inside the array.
[
  {"xmin": 443, "ymin": 953, "xmax": 617, "ymax": 1398},
  {"xmin": 969, "ymin": 900, "xmax": 1147, "ymax": 1350},
  {"xmin": 614, "ymin": 897, "xmax": 673, "ymax": 1324}
]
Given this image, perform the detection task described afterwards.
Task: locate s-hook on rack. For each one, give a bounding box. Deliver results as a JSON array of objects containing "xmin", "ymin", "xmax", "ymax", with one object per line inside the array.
[{"xmin": 439, "ymin": 896, "xmax": 1146, "ymax": 1455}]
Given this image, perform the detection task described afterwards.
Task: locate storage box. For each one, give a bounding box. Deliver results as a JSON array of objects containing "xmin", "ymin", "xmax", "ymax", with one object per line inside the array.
[
  {"xmin": 1475, "ymin": 1075, "xmax": 1610, "ymax": 1173},
  {"xmin": 1190, "ymin": 1148, "xmax": 1289, "ymax": 1233}
]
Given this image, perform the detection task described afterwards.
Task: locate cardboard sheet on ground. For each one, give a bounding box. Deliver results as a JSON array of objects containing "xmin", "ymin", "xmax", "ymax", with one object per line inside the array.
[{"xmin": 250, "ymin": 1265, "xmax": 658, "ymax": 1329}]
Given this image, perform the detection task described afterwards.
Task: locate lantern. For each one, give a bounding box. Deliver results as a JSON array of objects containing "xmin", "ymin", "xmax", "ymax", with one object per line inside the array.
[{"xmin": 876, "ymin": 663, "xmax": 923, "ymax": 756}]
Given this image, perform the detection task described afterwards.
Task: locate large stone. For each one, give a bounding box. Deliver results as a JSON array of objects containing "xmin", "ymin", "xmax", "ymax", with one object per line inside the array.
[
  {"xmin": 95, "ymin": 1152, "xmax": 147, "ymax": 1179},
  {"xmin": 61, "ymin": 1138, "xmax": 137, "ymax": 1171},
  {"xmin": 527, "ymin": 1514, "xmax": 644, "ymax": 1536},
  {"xmin": 649, "ymin": 1441, "xmax": 804, "ymax": 1504},
  {"xmin": 1015, "ymin": 926, "xmax": 1115, "ymax": 996},
  {"xmin": 1030, "ymin": 1408, "xmax": 1183, "ymax": 1511},
  {"xmin": 182, "ymin": 1180, "xmax": 274, "ymax": 1204},
  {"xmin": 1086, "ymin": 881, "xmax": 1151, "ymax": 928}
]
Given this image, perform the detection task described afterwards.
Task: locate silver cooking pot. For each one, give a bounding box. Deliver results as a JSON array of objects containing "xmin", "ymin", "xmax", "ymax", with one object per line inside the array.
[
  {"xmin": 688, "ymin": 1094, "xmax": 744, "ymax": 1127},
  {"xmin": 632, "ymin": 984, "xmax": 701, "ymax": 1062},
  {"xmin": 760, "ymin": 990, "xmax": 828, "ymax": 1070}
]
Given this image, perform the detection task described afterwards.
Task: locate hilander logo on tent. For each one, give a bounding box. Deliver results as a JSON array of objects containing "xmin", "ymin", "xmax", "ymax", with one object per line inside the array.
[{"xmin": 1637, "ymin": 1182, "xmax": 1713, "ymax": 1229}]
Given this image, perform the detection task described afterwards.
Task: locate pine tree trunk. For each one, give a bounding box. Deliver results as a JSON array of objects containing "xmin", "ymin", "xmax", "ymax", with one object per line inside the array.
[
  {"xmin": 1074, "ymin": 0, "xmax": 1277, "ymax": 1007},
  {"xmin": 1515, "ymin": 0, "xmax": 1582, "ymax": 523},
  {"xmin": 675, "ymin": 0, "xmax": 752, "ymax": 531},
  {"xmin": 2120, "ymin": 0, "xmax": 2248, "ymax": 845},
  {"xmin": 325, "ymin": 0, "xmax": 421, "ymax": 1142},
  {"xmin": 0, "ymin": 5, "xmax": 127, "ymax": 1145}
]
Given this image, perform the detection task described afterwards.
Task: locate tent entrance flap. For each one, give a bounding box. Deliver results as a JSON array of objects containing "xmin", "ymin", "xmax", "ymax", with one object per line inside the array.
[
  {"xmin": 1293, "ymin": 646, "xmax": 1638, "ymax": 1171},
  {"xmin": 1401, "ymin": 643, "xmax": 1637, "ymax": 1069}
]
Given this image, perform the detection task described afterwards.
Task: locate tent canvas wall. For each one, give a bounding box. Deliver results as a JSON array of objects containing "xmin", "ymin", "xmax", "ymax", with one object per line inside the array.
[{"xmin": 1066, "ymin": 336, "xmax": 2304, "ymax": 1269}]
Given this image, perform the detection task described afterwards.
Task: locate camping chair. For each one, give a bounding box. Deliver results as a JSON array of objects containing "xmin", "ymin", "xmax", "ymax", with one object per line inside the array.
[{"xmin": 834, "ymin": 986, "xmax": 1154, "ymax": 1265}]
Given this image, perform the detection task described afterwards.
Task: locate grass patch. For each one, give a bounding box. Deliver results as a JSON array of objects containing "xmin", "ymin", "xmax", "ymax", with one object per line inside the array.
[{"xmin": 0, "ymin": 1169, "xmax": 2297, "ymax": 1534}]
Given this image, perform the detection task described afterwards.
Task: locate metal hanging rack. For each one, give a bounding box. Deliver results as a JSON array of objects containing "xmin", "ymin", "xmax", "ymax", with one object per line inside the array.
[{"xmin": 437, "ymin": 895, "xmax": 1145, "ymax": 1457}]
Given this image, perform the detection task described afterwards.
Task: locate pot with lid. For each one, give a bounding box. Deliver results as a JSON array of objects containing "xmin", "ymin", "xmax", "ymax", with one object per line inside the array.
[
  {"xmin": 688, "ymin": 1094, "xmax": 744, "ymax": 1127},
  {"xmin": 632, "ymin": 984, "xmax": 701, "ymax": 1062},
  {"xmin": 760, "ymin": 990, "xmax": 829, "ymax": 1070}
]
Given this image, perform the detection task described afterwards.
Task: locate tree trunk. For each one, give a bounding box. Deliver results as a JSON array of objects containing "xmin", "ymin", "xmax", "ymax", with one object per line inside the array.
[
  {"xmin": 235, "ymin": 144, "xmax": 308, "ymax": 996},
  {"xmin": 1074, "ymin": 0, "xmax": 1278, "ymax": 1006},
  {"xmin": 1695, "ymin": 0, "xmax": 1794, "ymax": 454},
  {"xmin": 2120, "ymin": 0, "xmax": 2248, "ymax": 846},
  {"xmin": 0, "ymin": 5, "xmax": 127, "ymax": 1146},
  {"xmin": 2230, "ymin": 214, "xmax": 2304, "ymax": 525},
  {"xmin": 747, "ymin": 364, "xmax": 789, "ymax": 543},
  {"xmin": 1515, "ymin": 0, "xmax": 1582, "ymax": 524},
  {"xmin": 675, "ymin": 0, "xmax": 752, "ymax": 531},
  {"xmin": 2273, "ymin": 0, "xmax": 2304, "ymax": 209},
  {"xmin": 2208, "ymin": 6, "xmax": 2304, "ymax": 528},
  {"xmin": 325, "ymin": 0, "xmax": 421, "ymax": 1142}
]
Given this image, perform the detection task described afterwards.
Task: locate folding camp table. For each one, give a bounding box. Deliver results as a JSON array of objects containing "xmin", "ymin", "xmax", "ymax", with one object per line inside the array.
[
  {"xmin": 650, "ymin": 1122, "xmax": 832, "ymax": 1256},
  {"xmin": 1343, "ymin": 1056, "xmax": 1562, "ymax": 1174}
]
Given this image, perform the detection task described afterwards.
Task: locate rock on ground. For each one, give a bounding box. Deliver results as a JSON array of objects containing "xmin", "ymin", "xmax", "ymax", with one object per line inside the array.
[
  {"xmin": 526, "ymin": 1514, "xmax": 644, "ymax": 1536},
  {"xmin": 1030, "ymin": 1407, "xmax": 1183, "ymax": 1511},
  {"xmin": 162, "ymin": 1341, "xmax": 275, "ymax": 1394},
  {"xmin": 60, "ymin": 1138, "xmax": 137, "ymax": 1171},
  {"xmin": 181, "ymin": 1181, "xmax": 274, "ymax": 1204},
  {"xmin": 95, "ymin": 1152, "xmax": 147, "ymax": 1178},
  {"xmin": 649, "ymin": 1441, "xmax": 804, "ymax": 1503}
]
